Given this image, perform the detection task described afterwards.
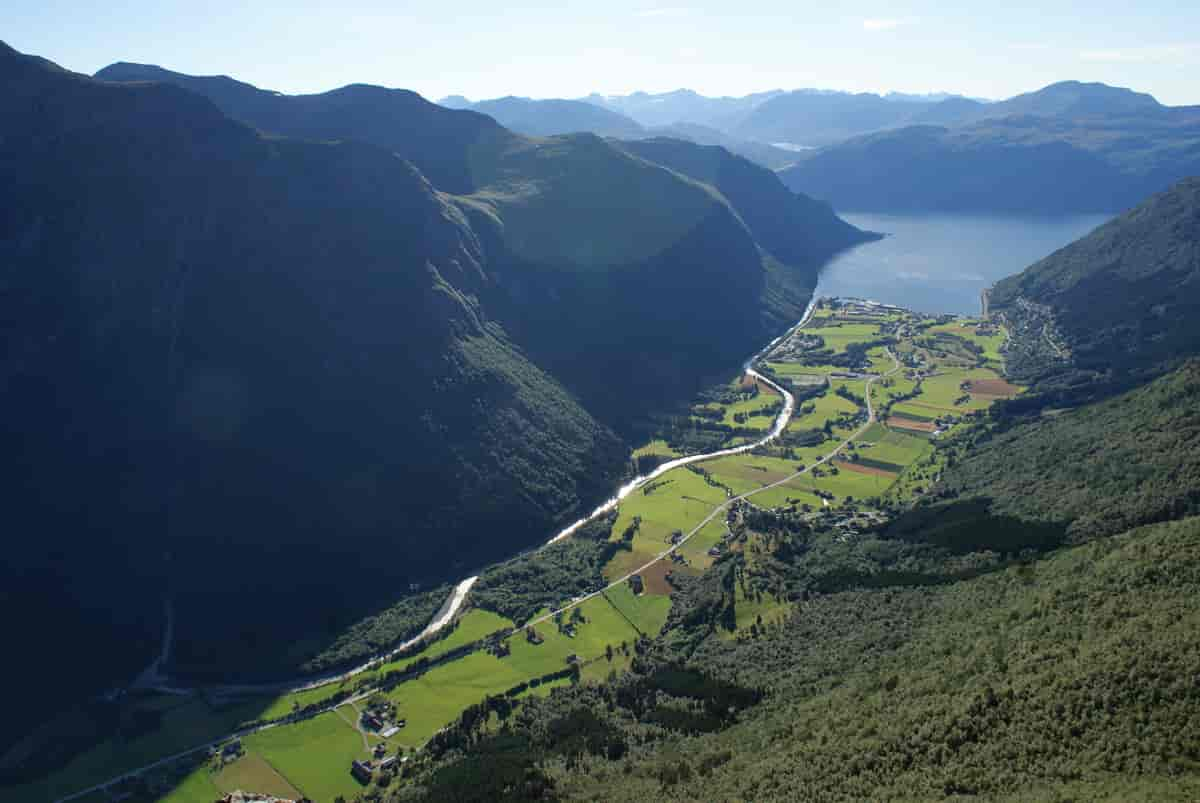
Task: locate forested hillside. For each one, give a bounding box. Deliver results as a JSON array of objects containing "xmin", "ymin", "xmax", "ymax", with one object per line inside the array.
[
  {"xmin": 990, "ymin": 177, "xmax": 1200, "ymax": 384},
  {"xmin": 1, "ymin": 40, "xmax": 873, "ymax": 759},
  {"xmin": 94, "ymin": 61, "xmax": 873, "ymax": 423},
  {"xmin": 379, "ymin": 172, "xmax": 1200, "ymax": 803},
  {"xmin": 399, "ymin": 518, "xmax": 1200, "ymax": 803},
  {"xmin": 0, "ymin": 40, "xmax": 627, "ymax": 747}
]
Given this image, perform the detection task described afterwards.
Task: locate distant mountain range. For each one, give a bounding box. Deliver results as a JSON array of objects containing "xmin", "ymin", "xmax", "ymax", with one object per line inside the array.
[
  {"xmin": 780, "ymin": 82, "xmax": 1200, "ymax": 213},
  {"xmin": 436, "ymin": 94, "xmax": 801, "ymax": 169},
  {"xmin": 1, "ymin": 41, "xmax": 873, "ymax": 751},
  {"xmin": 440, "ymin": 83, "xmax": 1200, "ymax": 215}
]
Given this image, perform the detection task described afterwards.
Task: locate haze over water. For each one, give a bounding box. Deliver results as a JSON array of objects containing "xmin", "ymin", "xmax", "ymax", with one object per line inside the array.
[{"xmin": 817, "ymin": 212, "xmax": 1113, "ymax": 316}]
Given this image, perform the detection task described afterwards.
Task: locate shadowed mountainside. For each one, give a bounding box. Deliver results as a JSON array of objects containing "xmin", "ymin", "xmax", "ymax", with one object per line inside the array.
[
  {"xmin": 445, "ymin": 95, "xmax": 646, "ymax": 138},
  {"xmin": 2, "ymin": 42, "xmax": 873, "ymax": 755}
]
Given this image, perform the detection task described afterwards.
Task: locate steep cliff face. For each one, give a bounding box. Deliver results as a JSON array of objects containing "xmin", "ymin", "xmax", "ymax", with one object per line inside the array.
[
  {"xmin": 1, "ymin": 43, "xmax": 875, "ymax": 742},
  {"xmin": 92, "ymin": 62, "xmax": 873, "ymax": 430},
  {"xmin": 0, "ymin": 43, "xmax": 624, "ymax": 716}
]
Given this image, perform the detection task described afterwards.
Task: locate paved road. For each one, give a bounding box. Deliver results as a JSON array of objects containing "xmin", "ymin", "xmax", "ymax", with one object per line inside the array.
[
  {"xmin": 543, "ymin": 298, "xmax": 819, "ymax": 547},
  {"xmin": 524, "ymin": 348, "xmax": 900, "ymax": 634},
  {"xmin": 57, "ymin": 299, "xmax": 877, "ymax": 802}
]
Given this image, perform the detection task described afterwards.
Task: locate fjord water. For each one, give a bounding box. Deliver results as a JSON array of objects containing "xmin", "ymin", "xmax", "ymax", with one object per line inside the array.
[{"xmin": 817, "ymin": 212, "xmax": 1113, "ymax": 315}]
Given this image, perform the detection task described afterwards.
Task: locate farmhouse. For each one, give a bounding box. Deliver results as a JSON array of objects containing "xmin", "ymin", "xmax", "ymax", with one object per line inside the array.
[
  {"xmin": 380, "ymin": 755, "xmax": 398, "ymax": 770},
  {"xmin": 351, "ymin": 759, "xmax": 373, "ymax": 784}
]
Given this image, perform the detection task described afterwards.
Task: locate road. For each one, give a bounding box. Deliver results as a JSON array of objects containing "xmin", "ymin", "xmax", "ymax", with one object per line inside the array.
[
  {"xmin": 199, "ymin": 575, "xmax": 480, "ymax": 698},
  {"xmin": 524, "ymin": 347, "xmax": 900, "ymax": 634},
  {"xmin": 58, "ymin": 298, "xmax": 878, "ymax": 802},
  {"xmin": 544, "ymin": 296, "xmax": 819, "ymax": 547}
]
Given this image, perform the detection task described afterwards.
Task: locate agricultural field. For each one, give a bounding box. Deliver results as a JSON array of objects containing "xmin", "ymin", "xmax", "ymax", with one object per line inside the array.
[
  {"xmin": 603, "ymin": 582, "xmax": 673, "ymax": 637},
  {"xmin": 47, "ymin": 299, "xmax": 1024, "ymax": 803},
  {"xmin": 765, "ymin": 361, "xmax": 844, "ymax": 379},
  {"xmin": 853, "ymin": 427, "xmax": 931, "ymax": 468},
  {"xmin": 7, "ymin": 696, "xmax": 266, "ymax": 803},
  {"xmin": 159, "ymin": 767, "xmax": 222, "ymax": 803},
  {"xmin": 632, "ymin": 439, "xmax": 680, "ymax": 459},
  {"xmin": 728, "ymin": 573, "xmax": 793, "ymax": 636},
  {"xmin": 800, "ymin": 322, "xmax": 883, "ymax": 353},
  {"xmin": 928, "ymin": 319, "xmax": 1006, "ymax": 363},
  {"xmin": 243, "ymin": 712, "xmax": 365, "ymax": 802},
  {"xmin": 212, "ymin": 753, "xmax": 300, "ymax": 799}
]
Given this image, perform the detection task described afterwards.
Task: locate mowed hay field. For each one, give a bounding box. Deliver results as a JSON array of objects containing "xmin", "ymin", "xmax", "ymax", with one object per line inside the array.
[
  {"xmin": 243, "ymin": 712, "xmax": 365, "ymax": 803},
  {"xmin": 213, "ymin": 752, "xmax": 300, "ymax": 799},
  {"xmin": 927, "ymin": 320, "xmax": 1006, "ymax": 362},
  {"xmin": 603, "ymin": 582, "xmax": 672, "ymax": 637},
  {"xmin": 159, "ymin": 767, "xmax": 223, "ymax": 803},
  {"xmin": 607, "ymin": 467, "xmax": 728, "ymax": 556},
  {"xmin": 801, "ymin": 322, "xmax": 883, "ymax": 353},
  {"xmin": 255, "ymin": 609, "xmax": 515, "ymax": 722},
  {"xmin": 856, "ymin": 427, "xmax": 931, "ymax": 466}
]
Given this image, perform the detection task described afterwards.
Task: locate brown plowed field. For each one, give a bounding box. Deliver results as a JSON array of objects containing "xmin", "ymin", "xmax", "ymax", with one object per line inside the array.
[
  {"xmin": 641, "ymin": 559, "xmax": 682, "ymax": 594},
  {"xmin": 837, "ymin": 459, "xmax": 899, "ymax": 478},
  {"xmin": 968, "ymin": 378, "xmax": 1020, "ymax": 398},
  {"xmin": 888, "ymin": 416, "xmax": 937, "ymax": 433}
]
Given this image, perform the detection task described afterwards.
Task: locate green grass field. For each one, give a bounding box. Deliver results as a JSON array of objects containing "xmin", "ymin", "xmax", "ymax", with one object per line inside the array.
[
  {"xmin": 800, "ymin": 323, "xmax": 882, "ymax": 353},
  {"xmin": 712, "ymin": 392, "xmax": 780, "ymax": 430},
  {"xmin": 791, "ymin": 384, "xmax": 861, "ymax": 427},
  {"xmin": 927, "ymin": 320, "xmax": 1006, "ymax": 362},
  {"xmin": 379, "ymin": 609, "xmax": 513, "ymax": 673},
  {"xmin": 791, "ymin": 462, "xmax": 896, "ymax": 503},
  {"xmin": 632, "ymin": 439, "xmax": 681, "ymax": 459},
  {"xmin": 729, "ymin": 580, "xmax": 793, "ymax": 636},
  {"xmin": 213, "ymin": 752, "xmax": 301, "ymax": 798},
  {"xmin": 608, "ymin": 467, "xmax": 730, "ymax": 557},
  {"xmin": 383, "ymin": 652, "xmax": 531, "ymax": 746},
  {"xmin": 254, "ymin": 608, "xmax": 515, "ymax": 722},
  {"xmin": 244, "ymin": 712, "xmax": 366, "ymax": 802},
  {"xmin": 765, "ymin": 361, "xmax": 844, "ymax": 378},
  {"xmin": 158, "ymin": 765, "xmax": 223, "ymax": 803},
  {"xmin": 855, "ymin": 427, "xmax": 932, "ymax": 467},
  {"xmin": 7, "ymin": 697, "xmax": 266, "ymax": 803},
  {"xmin": 603, "ymin": 583, "xmax": 673, "ymax": 637}
]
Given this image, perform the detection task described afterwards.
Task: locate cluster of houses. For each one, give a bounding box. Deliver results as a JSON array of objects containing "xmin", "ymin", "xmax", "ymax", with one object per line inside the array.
[
  {"xmin": 361, "ymin": 702, "xmax": 405, "ymax": 739},
  {"xmin": 350, "ymin": 747, "xmax": 406, "ymax": 785},
  {"xmin": 346, "ymin": 699, "xmax": 411, "ymax": 784},
  {"xmin": 216, "ymin": 793, "xmax": 307, "ymax": 803}
]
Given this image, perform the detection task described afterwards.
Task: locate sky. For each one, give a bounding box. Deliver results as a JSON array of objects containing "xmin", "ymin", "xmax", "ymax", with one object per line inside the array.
[{"xmin": 8, "ymin": 1, "xmax": 1200, "ymax": 105}]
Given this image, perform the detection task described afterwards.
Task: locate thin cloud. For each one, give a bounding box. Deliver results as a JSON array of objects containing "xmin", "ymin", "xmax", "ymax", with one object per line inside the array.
[
  {"xmin": 863, "ymin": 18, "xmax": 908, "ymax": 31},
  {"xmin": 1009, "ymin": 42, "xmax": 1051, "ymax": 51},
  {"xmin": 636, "ymin": 7, "xmax": 692, "ymax": 17}
]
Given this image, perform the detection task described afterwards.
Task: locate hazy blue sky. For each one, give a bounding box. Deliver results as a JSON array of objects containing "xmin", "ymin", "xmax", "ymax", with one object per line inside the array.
[{"xmin": 9, "ymin": 1, "xmax": 1200, "ymax": 104}]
